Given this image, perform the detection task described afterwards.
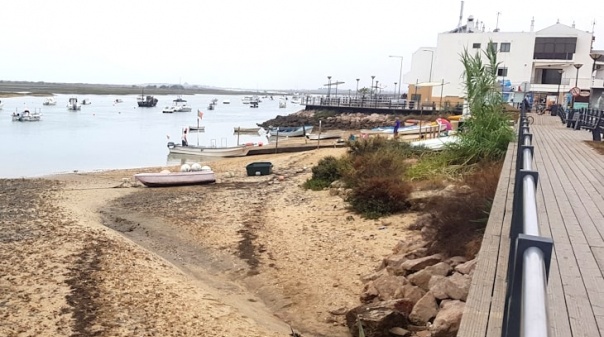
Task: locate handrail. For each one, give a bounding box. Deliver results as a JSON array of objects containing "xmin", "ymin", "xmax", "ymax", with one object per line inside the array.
[{"xmin": 503, "ymin": 107, "xmax": 554, "ymax": 337}]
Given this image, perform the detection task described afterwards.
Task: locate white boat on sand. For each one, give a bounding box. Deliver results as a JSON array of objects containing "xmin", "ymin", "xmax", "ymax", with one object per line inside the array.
[
  {"xmin": 410, "ymin": 136, "xmax": 458, "ymax": 150},
  {"xmin": 305, "ymin": 132, "xmax": 341, "ymax": 140},
  {"xmin": 167, "ymin": 142, "xmax": 250, "ymax": 157},
  {"xmin": 269, "ymin": 125, "xmax": 313, "ymax": 137},
  {"xmin": 134, "ymin": 170, "xmax": 216, "ymax": 187}
]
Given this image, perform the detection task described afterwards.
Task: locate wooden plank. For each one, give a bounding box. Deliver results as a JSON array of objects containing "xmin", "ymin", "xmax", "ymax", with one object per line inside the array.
[
  {"xmin": 530, "ymin": 121, "xmax": 603, "ymax": 336},
  {"xmin": 458, "ymin": 142, "xmax": 516, "ymax": 337}
]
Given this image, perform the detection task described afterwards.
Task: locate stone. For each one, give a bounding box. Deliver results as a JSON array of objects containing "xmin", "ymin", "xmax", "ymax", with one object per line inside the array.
[
  {"xmin": 431, "ymin": 300, "xmax": 465, "ymax": 337},
  {"xmin": 401, "ymin": 254, "xmax": 443, "ymax": 273},
  {"xmin": 372, "ymin": 274, "xmax": 408, "ymax": 301},
  {"xmin": 445, "ymin": 256, "xmax": 468, "ymax": 268},
  {"xmin": 360, "ymin": 269, "xmax": 389, "ymax": 283},
  {"xmin": 454, "ymin": 259, "xmax": 477, "ymax": 275},
  {"xmin": 429, "ymin": 273, "xmax": 470, "ymax": 301},
  {"xmin": 345, "ymin": 300, "xmax": 409, "ymax": 337},
  {"xmin": 409, "ymin": 292, "xmax": 438, "ymax": 325},
  {"xmin": 408, "ymin": 262, "xmax": 452, "ymax": 291},
  {"xmin": 388, "ymin": 327, "xmax": 411, "ymax": 336}
]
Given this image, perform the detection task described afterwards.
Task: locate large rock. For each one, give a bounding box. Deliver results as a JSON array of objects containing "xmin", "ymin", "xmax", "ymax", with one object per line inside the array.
[
  {"xmin": 400, "ymin": 254, "xmax": 443, "ymax": 273},
  {"xmin": 396, "ymin": 284, "xmax": 426, "ymax": 305},
  {"xmin": 346, "ymin": 300, "xmax": 409, "ymax": 337},
  {"xmin": 429, "ymin": 273, "xmax": 470, "ymax": 301},
  {"xmin": 407, "ymin": 262, "xmax": 452, "ymax": 291},
  {"xmin": 372, "ymin": 274, "xmax": 408, "ymax": 301},
  {"xmin": 454, "ymin": 258, "xmax": 477, "ymax": 275},
  {"xmin": 445, "ymin": 256, "xmax": 468, "ymax": 268},
  {"xmin": 409, "ymin": 292, "xmax": 438, "ymax": 325},
  {"xmin": 431, "ymin": 300, "xmax": 465, "ymax": 337}
]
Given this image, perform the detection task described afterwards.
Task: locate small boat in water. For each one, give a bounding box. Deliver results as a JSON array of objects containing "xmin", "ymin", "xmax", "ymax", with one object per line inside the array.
[
  {"xmin": 137, "ymin": 92, "xmax": 159, "ymax": 107},
  {"xmin": 82, "ymin": 99, "xmax": 92, "ymax": 105},
  {"xmin": 12, "ymin": 109, "xmax": 42, "ymax": 122},
  {"xmin": 167, "ymin": 142, "xmax": 250, "ymax": 157},
  {"xmin": 67, "ymin": 97, "xmax": 81, "ymax": 110},
  {"xmin": 43, "ymin": 97, "xmax": 57, "ymax": 106},
  {"xmin": 134, "ymin": 169, "xmax": 216, "ymax": 187},
  {"xmin": 222, "ymin": 100, "xmax": 231, "ymax": 104}
]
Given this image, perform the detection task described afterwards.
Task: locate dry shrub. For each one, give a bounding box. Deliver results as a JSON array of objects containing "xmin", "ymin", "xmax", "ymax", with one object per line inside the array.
[
  {"xmin": 348, "ymin": 177, "xmax": 412, "ymax": 219},
  {"xmin": 343, "ymin": 148, "xmax": 412, "ymax": 218},
  {"xmin": 423, "ymin": 161, "xmax": 503, "ymax": 258}
]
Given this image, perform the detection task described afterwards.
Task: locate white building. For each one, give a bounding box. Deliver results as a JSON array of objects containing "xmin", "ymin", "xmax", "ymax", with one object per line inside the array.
[{"xmin": 404, "ymin": 16, "xmax": 604, "ymax": 106}]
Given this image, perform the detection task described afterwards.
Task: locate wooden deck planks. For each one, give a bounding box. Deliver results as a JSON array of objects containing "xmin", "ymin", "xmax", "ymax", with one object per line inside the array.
[
  {"xmin": 531, "ymin": 115, "xmax": 604, "ymax": 336},
  {"xmin": 458, "ymin": 142, "xmax": 516, "ymax": 337},
  {"xmin": 460, "ymin": 113, "xmax": 604, "ymax": 336}
]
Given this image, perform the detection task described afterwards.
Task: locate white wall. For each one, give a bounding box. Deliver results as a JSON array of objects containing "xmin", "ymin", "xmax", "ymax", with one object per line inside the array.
[{"xmin": 404, "ymin": 23, "xmax": 596, "ymax": 98}]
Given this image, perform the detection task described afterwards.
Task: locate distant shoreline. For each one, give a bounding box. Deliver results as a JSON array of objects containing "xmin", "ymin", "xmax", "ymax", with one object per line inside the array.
[{"xmin": 0, "ymin": 81, "xmax": 307, "ymax": 97}]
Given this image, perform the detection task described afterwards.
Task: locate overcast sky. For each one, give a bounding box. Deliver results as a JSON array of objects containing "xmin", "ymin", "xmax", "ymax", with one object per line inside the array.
[{"xmin": 2, "ymin": 0, "xmax": 602, "ymax": 91}]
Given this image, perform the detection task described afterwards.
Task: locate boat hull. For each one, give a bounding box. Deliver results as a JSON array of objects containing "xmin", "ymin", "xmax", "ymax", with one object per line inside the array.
[
  {"xmin": 305, "ymin": 133, "xmax": 341, "ymax": 140},
  {"xmin": 134, "ymin": 171, "xmax": 216, "ymax": 187},
  {"xmin": 167, "ymin": 143, "xmax": 250, "ymax": 157},
  {"xmin": 269, "ymin": 126, "xmax": 313, "ymax": 137}
]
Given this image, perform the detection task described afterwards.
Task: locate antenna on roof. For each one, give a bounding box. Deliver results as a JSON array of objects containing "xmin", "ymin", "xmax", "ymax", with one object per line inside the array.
[
  {"xmin": 592, "ymin": 19, "xmax": 596, "ymax": 33},
  {"xmin": 530, "ymin": 17, "xmax": 535, "ymax": 32},
  {"xmin": 458, "ymin": 1, "xmax": 464, "ymax": 30},
  {"xmin": 494, "ymin": 12, "xmax": 501, "ymax": 32}
]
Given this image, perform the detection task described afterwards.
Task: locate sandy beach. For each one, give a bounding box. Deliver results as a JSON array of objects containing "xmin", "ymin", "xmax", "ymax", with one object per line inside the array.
[{"xmin": 0, "ymin": 148, "xmax": 421, "ymax": 337}]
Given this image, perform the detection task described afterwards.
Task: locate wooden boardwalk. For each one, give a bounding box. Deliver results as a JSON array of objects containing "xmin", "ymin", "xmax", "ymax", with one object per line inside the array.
[{"xmin": 459, "ymin": 114, "xmax": 604, "ymax": 337}]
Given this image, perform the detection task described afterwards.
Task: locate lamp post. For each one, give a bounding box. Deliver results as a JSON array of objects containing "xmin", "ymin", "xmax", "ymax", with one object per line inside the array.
[
  {"xmin": 422, "ymin": 49, "xmax": 434, "ymax": 82},
  {"xmin": 356, "ymin": 78, "xmax": 360, "ymax": 98},
  {"xmin": 389, "ymin": 55, "xmax": 404, "ymax": 98},
  {"xmin": 556, "ymin": 70, "xmax": 564, "ymax": 106},
  {"xmin": 394, "ymin": 82, "xmax": 397, "ymax": 99},
  {"xmin": 327, "ymin": 76, "xmax": 332, "ymax": 99},
  {"xmin": 371, "ymin": 75, "xmax": 375, "ymax": 99},
  {"xmin": 590, "ymin": 53, "xmax": 602, "ymax": 87},
  {"xmin": 572, "ymin": 64, "xmax": 582, "ymax": 109}
]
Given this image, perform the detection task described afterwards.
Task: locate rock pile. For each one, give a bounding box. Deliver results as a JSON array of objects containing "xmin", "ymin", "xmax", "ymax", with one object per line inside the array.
[
  {"xmin": 345, "ymin": 239, "xmax": 476, "ymax": 337},
  {"xmin": 258, "ymin": 111, "xmax": 413, "ymax": 131}
]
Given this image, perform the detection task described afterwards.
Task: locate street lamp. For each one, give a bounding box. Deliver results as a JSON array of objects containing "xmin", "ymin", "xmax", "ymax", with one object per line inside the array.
[
  {"xmin": 371, "ymin": 75, "xmax": 375, "ymax": 99},
  {"xmin": 590, "ymin": 52, "xmax": 602, "ymax": 86},
  {"xmin": 389, "ymin": 55, "xmax": 404, "ymax": 98},
  {"xmin": 422, "ymin": 49, "xmax": 434, "ymax": 82},
  {"xmin": 356, "ymin": 78, "xmax": 360, "ymax": 98},
  {"xmin": 572, "ymin": 64, "xmax": 583, "ymax": 109},
  {"xmin": 394, "ymin": 82, "xmax": 397, "ymax": 99},
  {"xmin": 327, "ymin": 76, "xmax": 332, "ymax": 99},
  {"xmin": 557, "ymin": 70, "xmax": 564, "ymax": 106}
]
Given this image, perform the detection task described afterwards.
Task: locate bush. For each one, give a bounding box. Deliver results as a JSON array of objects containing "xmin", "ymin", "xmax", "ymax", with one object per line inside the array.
[
  {"xmin": 348, "ymin": 177, "xmax": 412, "ymax": 219},
  {"xmin": 341, "ymin": 148, "xmax": 412, "ymax": 218},
  {"xmin": 423, "ymin": 161, "xmax": 503, "ymax": 258},
  {"xmin": 302, "ymin": 156, "xmax": 342, "ymax": 190}
]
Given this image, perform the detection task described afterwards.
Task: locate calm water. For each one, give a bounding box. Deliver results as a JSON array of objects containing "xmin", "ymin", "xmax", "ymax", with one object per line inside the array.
[{"xmin": 0, "ymin": 94, "xmax": 304, "ymax": 178}]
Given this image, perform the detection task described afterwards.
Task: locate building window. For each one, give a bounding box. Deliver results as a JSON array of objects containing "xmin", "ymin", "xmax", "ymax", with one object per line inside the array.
[
  {"xmin": 488, "ymin": 42, "xmax": 498, "ymax": 52},
  {"xmin": 541, "ymin": 69, "xmax": 563, "ymax": 85},
  {"xmin": 472, "ymin": 43, "xmax": 481, "ymax": 48},
  {"xmin": 533, "ymin": 37, "xmax": 576, "ymax": 60},
  {"xmin": 500, "ymin": 42, "xmax": 511, "ymax": 52},
  {"xmin": 497, "ymin": 67, "xmax": 508, "ymax": 77}
]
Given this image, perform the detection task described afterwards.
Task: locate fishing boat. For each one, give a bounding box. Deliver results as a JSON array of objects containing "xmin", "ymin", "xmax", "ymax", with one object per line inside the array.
[
  {"xmin": 137, "ymin": 90, "xmax": 159, "ymax": 107},
  {"xmin": 134, "ymin": 169, "xmax": 216, "ymax": 187},
  {"xmin": 305, "ymin": 132, "xmax": 341, "ymax": 140},
  {"xmin": 269, "ymin": 125, "xmax": 313, "ymax": 137},
  {"xmin": 42, "ymin": 97, "xmax": 57, "ymax": 106},
  {"xmin": 12, "ymin": 109, "xmax": 42, "ymax": 122},
  {"xmin": 233, "ymin": 127, "xmax": 261, "ymax": 134},
  {"xmin": 67, "ymin": 97, "xmax": 81, "ymax": 110},
  {"xmin": 167, "ymin": 142, "xmax": 250, "ymax": 157}
]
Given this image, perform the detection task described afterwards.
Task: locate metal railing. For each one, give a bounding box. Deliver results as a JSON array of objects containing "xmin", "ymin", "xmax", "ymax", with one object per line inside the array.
[
  {"xmin": 503, "ymin": 106, "xmax": 554, "ymax": 337},
  {"xmin": 301, "ymin": 96, "xmax": 463, "ymax": 113}
]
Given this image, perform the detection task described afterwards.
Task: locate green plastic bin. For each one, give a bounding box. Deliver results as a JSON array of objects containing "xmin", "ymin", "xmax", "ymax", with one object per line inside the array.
[{"xmin": 246, "ymin": 162, "xmax": 273, "ymax": 176}]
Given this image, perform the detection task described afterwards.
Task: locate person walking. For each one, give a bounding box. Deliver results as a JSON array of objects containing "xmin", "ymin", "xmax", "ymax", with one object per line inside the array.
[{"xmin": 393, "ymin": 117, "xmax": 401, "ymax": 138}]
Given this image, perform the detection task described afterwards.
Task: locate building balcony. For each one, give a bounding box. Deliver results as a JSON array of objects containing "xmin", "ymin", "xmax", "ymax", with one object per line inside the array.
[{"xmin": 530, "ymin": 83, "xmax": 571, "ymax": 93}]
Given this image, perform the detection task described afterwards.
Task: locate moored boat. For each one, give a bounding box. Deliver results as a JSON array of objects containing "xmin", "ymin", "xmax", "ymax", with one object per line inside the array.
[
  {"xmin": 67, "ymin": 97, "xmax": 81, "ymax": 110},
  {"xmin": 137, "ymin": 93, "xmax": 159, "ymax": 107},
  {"xmin": 167, "ymin": 142, "xmax": 250, "ymax": 157},
  {"xmin": 305, "ymin": 132, "xmax": 341, "ymax": 140},
  {"xmin": 12, "ymin": 109, "xmax": 42, "ymax": 122},
  {"xmin": 188, "ymin": 125, "xmax": 205, "ymax": 132},
  {"xmin": 43, "ymin": 97, "xmax": 57, "ymax": 106},
  {"xmin": 269, "ymin": 125, "xmax": 313, "ymax": 137},
  {"xmin": 233, "ymin": 127, "xmax": 261, "ymax": 134},
  {"xmin": 134, "ymin": 169, "xmax": 216, "ymax": 187}
]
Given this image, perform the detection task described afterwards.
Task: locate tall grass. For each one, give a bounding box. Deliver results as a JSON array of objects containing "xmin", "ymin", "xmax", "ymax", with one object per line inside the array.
[{"xmin": 448, "ymin": 42, "xmax": 516, "ymax": 164}]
